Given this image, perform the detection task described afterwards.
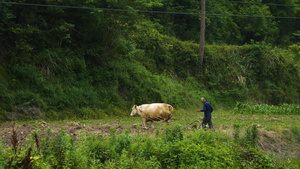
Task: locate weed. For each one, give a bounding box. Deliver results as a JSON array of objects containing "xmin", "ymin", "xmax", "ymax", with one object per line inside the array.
[
  {"xmin": 245, "ymin": 124, "xmax": 258, "ymax": 148},
  {"xmin": 233, "ymin": 123, "xmax": 241, "ymax": 143}
]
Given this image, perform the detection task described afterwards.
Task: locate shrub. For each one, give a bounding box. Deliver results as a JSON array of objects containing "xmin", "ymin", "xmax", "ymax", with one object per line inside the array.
[
  {"xmin": 164, "ymin": 125, "xmax": 183, "ymax": 143},
  {"xmin": 239, "ymin": 148, "xmax": 276, "ymax": 169}
]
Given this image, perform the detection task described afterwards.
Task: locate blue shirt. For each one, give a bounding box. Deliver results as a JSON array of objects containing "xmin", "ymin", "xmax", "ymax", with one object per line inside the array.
[{"xmin": 201, "ymin": 101, "xmax": 213, "ymax": 116}]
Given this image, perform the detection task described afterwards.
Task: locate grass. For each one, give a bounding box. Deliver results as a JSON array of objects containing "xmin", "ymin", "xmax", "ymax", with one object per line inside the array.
[
  {"xmin": 94, "ymin": 109, "xmax": 300, "ymax": 166},
  {"xmin": 83, "ymin": 109, "xmax": 300, "ymax": 129},
  {"xmin": 1, "ymin": 109, "xmax": 299, "ymax": 168}
]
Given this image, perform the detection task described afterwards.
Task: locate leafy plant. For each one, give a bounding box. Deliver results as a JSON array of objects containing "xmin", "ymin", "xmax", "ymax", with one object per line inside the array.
[
  {"xmin": 233, "ymin": 123, "xmax": 241, "ymax": 143},
  {"xmin": 0, "ymin": 125, "xmax": 282, "ymax": 168},
  {"xmin": 234, "ymin": 102, "xmax": 300, "ymax": 115},
  {"xmin": 244, "ymin": 124, "xmax": 258, "ymax": 148},
  {"xmin": 163, "ymin": 125, "xmax": 183, "ymax": 143}
]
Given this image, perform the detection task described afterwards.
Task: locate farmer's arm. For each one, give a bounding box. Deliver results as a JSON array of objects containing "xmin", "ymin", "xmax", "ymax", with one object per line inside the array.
[{"xmin": 200, "ymin": 103, "xmax": 207, "ymax": 112}]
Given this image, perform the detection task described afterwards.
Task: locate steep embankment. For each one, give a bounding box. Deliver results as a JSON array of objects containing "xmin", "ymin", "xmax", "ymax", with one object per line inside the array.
[{"xmin": 0, "ymin": 1, "xmax": 300, "ymax": 120}]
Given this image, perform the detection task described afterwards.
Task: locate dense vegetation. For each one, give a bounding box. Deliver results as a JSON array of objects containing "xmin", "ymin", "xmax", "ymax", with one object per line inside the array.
[
  {"xmin": 1, "ymin": 109, "xmax": 300, "ymax": 168},
  {"xmin": 0, "ymin": 0, "xmax": 300, "ymax": 120},
  {"xmin": 234, "ymin": 102, "xmax": 300, "ymax": 115},
  {"xmin": 1, "ymin": 1, "xmax": 299, "ymax": 168},
  {"xmin": 0, "ymin": 125, "xmax": 280, "ymax": 169}
]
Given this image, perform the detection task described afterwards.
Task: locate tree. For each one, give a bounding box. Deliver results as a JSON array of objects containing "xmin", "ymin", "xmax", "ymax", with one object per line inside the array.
[
  {"xmin": 263, "ymin": 0, "xmax": 300, "ymax": 45},
  {"xmin": 235, "ymin": 1, "xmax": 279, "ymax": 44}
]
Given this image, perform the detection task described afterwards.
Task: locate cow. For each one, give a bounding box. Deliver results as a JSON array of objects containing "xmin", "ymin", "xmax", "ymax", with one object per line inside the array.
[{"xmin": 130, "ymin": 103, "xmax": 174, "ymax": 129}]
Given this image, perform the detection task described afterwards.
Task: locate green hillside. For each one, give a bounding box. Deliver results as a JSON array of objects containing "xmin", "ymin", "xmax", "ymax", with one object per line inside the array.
[{"xmin": 0, "ymin": 0, "xmax": 299, "ymax": 120}]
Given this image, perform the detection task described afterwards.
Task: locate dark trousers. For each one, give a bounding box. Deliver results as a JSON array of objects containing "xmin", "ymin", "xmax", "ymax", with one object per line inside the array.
[{"xmin": 202, "ymin": 115, "xmax": 213, "ymax": 129}]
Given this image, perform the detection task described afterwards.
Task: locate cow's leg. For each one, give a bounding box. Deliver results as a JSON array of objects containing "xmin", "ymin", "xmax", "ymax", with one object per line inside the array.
[
  {"xmin": 164, "ymin": 114, "xmax": 171, "ymax": 125},
  {"xmin": 164, "ymin": 120, "xmax": 170, "ymax": 125},
  {"xmin": 151, "ymin": 121, "xmax": 155, "ymax": 128},
  {"xmin": 142, "ymin": 118, "xmax": 148, "ymax": 129}
]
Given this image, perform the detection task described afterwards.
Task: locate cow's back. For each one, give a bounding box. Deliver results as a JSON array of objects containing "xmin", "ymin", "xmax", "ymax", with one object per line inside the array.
[{"xmin": 140, "ymin": 103, "xmax": 173, "ymax": 120}]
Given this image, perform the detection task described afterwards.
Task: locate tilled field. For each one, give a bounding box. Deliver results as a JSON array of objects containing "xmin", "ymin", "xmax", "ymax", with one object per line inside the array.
[
  {"xmin": 0, "ymin": 113, "xmax": 299, "ymax": 161},
  {"xmin": 0, "ymin": 120, "xmax": 163, "ymax": 148}
]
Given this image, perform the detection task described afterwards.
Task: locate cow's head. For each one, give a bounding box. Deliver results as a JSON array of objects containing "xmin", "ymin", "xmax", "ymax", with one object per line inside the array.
[{"xmin": 130, "ymin": 105, "xmax": 138, "ymax": 116}]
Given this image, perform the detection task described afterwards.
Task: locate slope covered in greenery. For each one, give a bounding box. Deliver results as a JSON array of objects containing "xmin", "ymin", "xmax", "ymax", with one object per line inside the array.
[{"xmin": 0, "ymin": 0, "xmax": 299, "ymax": 120}]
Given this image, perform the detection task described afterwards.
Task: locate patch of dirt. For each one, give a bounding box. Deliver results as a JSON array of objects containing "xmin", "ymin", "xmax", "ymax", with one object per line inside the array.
[{"xmin": 0, "ymin": 121, "xmax": 161, "ymax": 148}]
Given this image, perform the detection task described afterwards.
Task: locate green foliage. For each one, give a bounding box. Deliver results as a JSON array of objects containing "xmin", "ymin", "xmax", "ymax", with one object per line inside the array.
[
  {"xmin": 282, "ymin": 125, "xmax": 300, "ymax": 144},
  {"xmin": 46, "ymin": 129, "xmax": 75, "ymax": 168},
  {"xmin": 205, "ymin": 43, "xmax": 300, "ymax": 105},
  {"xmin": 0, "ymin": 141, "xmax": 4, "ymax": 169},
  {"xmin": 0, "ymin": 125, "xmax": 282, "ymax": 168},
  {"xmin": 206, "ymin": 0, "xmax": 241, "ymax": 44},
  {"xmin": 281, "ymin": 44, "xmax": 300, "ymax": 74},
  {"xmin": 163, "ymin": 125, "xmax": 183, "ymax": 142},
  {"xmin": 0, "ymin": 77, "xmax": 13, "ymax": 111},
  {"xmin": 290, "ymin": 125, "xmax": 300, "ymax": 141},
  {"xmin": 232, "ymin": 124, "xmax": 275, "ymax": 168},
  {"xmin": 0, "ymin": 128, "xmax": 36, "ymax": 168},
  {"xmin": 245, "ymin": 124, "xmax": 258, "ymax": 148},
  {"xmin": 0, "ymin": 109, "xmax": 7, "ymax": 122},
  {"xmin": 0, "ymin": 0, "xmax": 299, "ymax": 120},
  {"xmin": 266, "ymin": 0, "xmax": 300, "ymax": 45},
  {"xmin": 233, "ymin": 123, "xmax": 241, "ymax": 143},
  {"xmin": 236, "ymin": 1, "xmax": 279, "ymax": 44},
  {"xmin": 233, "ymin": 102, "xmax": 300, "ymax": 115},
  {"xmin": 239, "ymin": 148, "xmax": 276, "ymax": 169},
  {"xmin": 107, "ymin": 127, "xmax": 132, "ymax": 160}
]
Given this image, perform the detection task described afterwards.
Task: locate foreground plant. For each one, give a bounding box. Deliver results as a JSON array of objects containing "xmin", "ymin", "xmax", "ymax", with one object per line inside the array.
[{"xmin": 0, "ymin": 125, "xmax": 281, "ymax": 169}]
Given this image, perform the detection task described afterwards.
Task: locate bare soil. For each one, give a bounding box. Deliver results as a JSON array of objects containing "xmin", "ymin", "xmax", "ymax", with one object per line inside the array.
[{"xmin": 0, "ymin": 120, "xmax": 159, "ymax": 147}]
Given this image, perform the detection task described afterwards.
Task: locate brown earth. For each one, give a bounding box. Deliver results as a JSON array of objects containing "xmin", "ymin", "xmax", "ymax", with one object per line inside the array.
[{"xmin": 0, "ymin": 120, "xmax": 160, "ymax": 148}]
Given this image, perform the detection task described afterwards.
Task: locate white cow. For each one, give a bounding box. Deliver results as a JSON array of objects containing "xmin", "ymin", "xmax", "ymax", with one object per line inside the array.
[{"xmin": 130, "ymin": 103, "xmax": 174, "ymax": 128}]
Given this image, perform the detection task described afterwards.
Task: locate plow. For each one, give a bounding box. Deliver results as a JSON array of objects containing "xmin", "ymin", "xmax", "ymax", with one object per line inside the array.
[{"xmin": 187, "ymin": 119, "xmax": 202, "ymax": 128}]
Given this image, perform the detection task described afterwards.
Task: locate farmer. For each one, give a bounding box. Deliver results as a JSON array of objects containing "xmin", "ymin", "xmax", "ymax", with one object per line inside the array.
[{"xmin": 197, "ymin": 97, "xmax": 213, "ymax": 129}]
